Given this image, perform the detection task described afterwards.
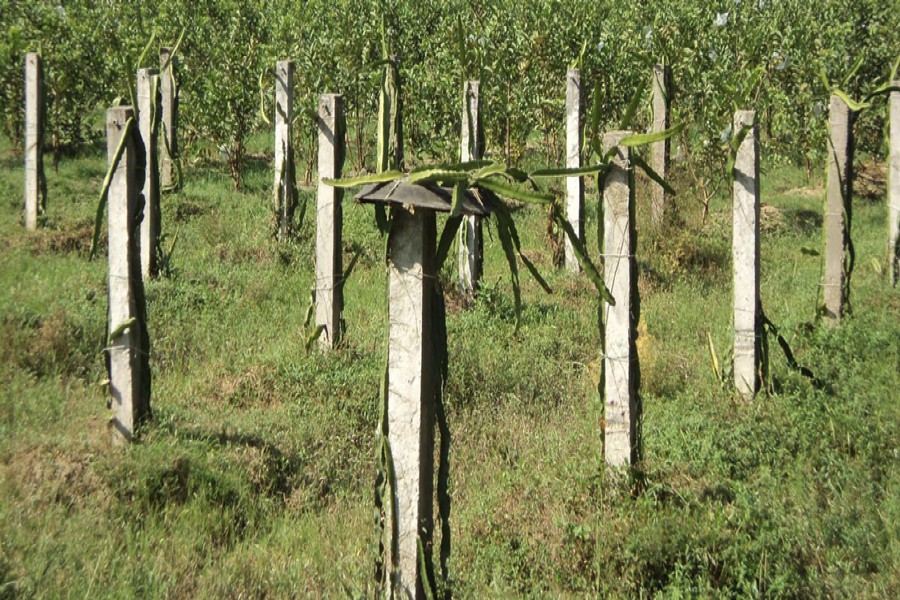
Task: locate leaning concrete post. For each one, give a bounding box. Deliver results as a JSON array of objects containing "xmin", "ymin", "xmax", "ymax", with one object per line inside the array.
[
  {"xmin": 274, "ymin": 60, "xmax": 295, "ymax": 239},
  {"xmin": 316, "ymin": 94, "xmax": 345, "ymax": 349},
  {"xmin": 107, "ymin": 107, "xmax": 151, "ymax": 444},
  {"xmin": 565, "ymin": 69, "xmax": 584, "ymax": 273},
  {"xmin": 824, "ymin": 94, "xmax": 854, "ymax": 323},
  {"xmin": 650, "ymin": 64, "xmax": 671, "ymax": 225},
  {"xmin": 732, "ymin": 111, "xmax": 760, "ymax": 399},
  {"xmin": 137, "ymin": 68, "xmax": 160, "ymax": 280},
  {"xmin": 159, "ymin": 48, "xmax": 178, "ymax": 189},
  {"xmin": 602, "ymin": 131, "xmax": 637, "ymax": 468},
  {"xmin": 889, "ymin": 82, "xmax": 900, "ymax": 285},
  {"xmin": 458, "ymin": 80, "xmax": 483, "ymax": 296},
  {"xmin": 387, "ymin": 205, "xmax": 436, "ymax": 599},
  {"xmin": 24, "ymin": 52, "xmax": 44, "ymax": 230}
]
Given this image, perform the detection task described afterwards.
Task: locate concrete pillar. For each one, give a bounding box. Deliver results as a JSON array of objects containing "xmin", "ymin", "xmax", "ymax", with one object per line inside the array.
[
  {"xmin": 107, "ymin": 106, "xmax": 150, "ymax": 444},
  {"xmin": 732, "ymin": 110, "xmax": 760, "ymax": 399},
  {"xmin": 24, "ymin": 52, "xmax": 43, "ymax": 230},
  {"xmin": 386, "ymin": 205, "xmax": 436, "ymax": 599},
  {"xmin": 458, "ymin": 80, "xmax": 483, "ymax": 296},
  {"xmin": 602, "ymin": 131, "xmax": 637, "ymax": 468},
  {"xmin": 565, "ymin": 69, "xmax": 584, "ymax": 273},
  {"xmin": 137, "ymin": 68, "xmax": 160, "ymax": 280},
  {"xmin": 274, "ymin": 60, "xmax": 295, "ymax": 239},
  {"xmin": 159, "ymin": 48, "xmax": 178, "ymax": 189},
  {"xmin": 316, "ymin": 94, "xmax": 345, "ymax": 349},
  {"xmin": 889, "ymin": 82, "xmax": 900, "ymax": 285},
  {"xmin": 824, "ymin": 94, "xmax": 854, "ymax": 323},
  {"xmin": 650, "ymin": 64, "xmax": 671, "ymax": 226}
]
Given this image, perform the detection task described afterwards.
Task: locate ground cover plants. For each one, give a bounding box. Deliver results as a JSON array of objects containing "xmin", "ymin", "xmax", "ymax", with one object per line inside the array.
[{"xmin": 2, "ymin": 0, "xmax": 900, "ymax": 597}]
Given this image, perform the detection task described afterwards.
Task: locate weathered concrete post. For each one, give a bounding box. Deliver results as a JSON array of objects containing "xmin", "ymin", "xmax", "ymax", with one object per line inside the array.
[
  {"xmin": 732, "ymin": 111, "xmax": 760, "ymax": 399},
  {"xmin": 106, "ymin": 106, "xmax": 151, "ymax": 444},
  {"xmin": 650, "ymin": 64, "xmax": 671, "ymax": 226},
  {"xmin": 316, "ymin": 94, "xmax": 345, "ymax": 349},
  {"xmin": 274, "ymin": 60, "xmax": 295, "ymax": 239},
  {"xmin": 565, "ymin": 69, "xmax": 584, "ymax": 273},
  {"xmin": 137, "ymin": 68, "xmax": 160, "ymax": 280},
  {"xmin": 602, "ymin": 131, "xmax": 637, "ymax": 468},
  {"xmin": 24, "ymin": 52, "xmax": 44, "ymax": 230},
  {"xmin": 824, "ymin": 94, "xmax": 854, "ymax": 323},
  {"xmin": 458, "ymin": 80, "xmax": 483, "ymax": 296},
  {"xmin": 159, "ymin": 48, "xmax": 178, "ymax": 189},
  {"xmin": 387, "ymin": 205, "xmax": 436, "ymax": 599},
  {"xmin": 889, "ymin": 82, "xmax": 900, "ymax": 285}
]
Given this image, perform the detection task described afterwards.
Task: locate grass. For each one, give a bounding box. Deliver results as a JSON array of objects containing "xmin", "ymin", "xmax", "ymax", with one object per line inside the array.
[{"xmin": 0, "ymin": 131, "xmax": 898, "ymax": 598}]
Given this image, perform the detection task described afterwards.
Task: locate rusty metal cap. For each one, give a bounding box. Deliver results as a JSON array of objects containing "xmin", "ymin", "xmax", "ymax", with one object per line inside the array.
[{"xmin": 355, "ymin": 181, "xmax": 492, "ymax": 216}]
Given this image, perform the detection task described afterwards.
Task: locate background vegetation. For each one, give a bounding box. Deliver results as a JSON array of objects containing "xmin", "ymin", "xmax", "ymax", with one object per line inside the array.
[{"xmin": 1, "ymin": 0, "xmax": 899, "ymax": 597}]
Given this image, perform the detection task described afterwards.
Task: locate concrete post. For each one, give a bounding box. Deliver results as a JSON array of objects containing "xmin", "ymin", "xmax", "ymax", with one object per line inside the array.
[
  {"xmin": 24, "ymin": 52, "xmax": 43, "ymax": 230},
  {"xmin": 650, "ymin": 64, "xmax": 671, "ymax": 226},
  {"xmin": 159, "ymin": 48, "xmax": 178, "ymax": 189},
  {"xmin": 732, "ymin": 110, "xmax": 760, "ymax": 399},
  {"xmin": 107, "ymin": 106, "xmax": 150, "ymax": 444},
  {"xmin": 602, "ymin": 131, "xmax": 637, "ymax": 468},
  {"xmin": 824, "ymin": 94, "xmax": 854, "ymax": 323},
  {"xmin": 458, "ymin": 80, "xmax": 483, "ymax": 296},
  {"xmin": 316, "ymin": 94, "xmax": 345, "ymax": 349},
  {"xmin": 889, "ymin": 82, "xmax": 900, "ymax": 285},
  {"xmin": 386, "ymin": 205, "xmax": 436, "ymax": 600},
  {"xmin": 274, "ymin": 60, "xmax": 295, "ymax": 239},
  {"xmin": 137, "ymin": 68, "xmax": 160, "ymax": 280},
  {"xmin": 565, "ymin": 69, "xmax": 584, "ymax": 273}
]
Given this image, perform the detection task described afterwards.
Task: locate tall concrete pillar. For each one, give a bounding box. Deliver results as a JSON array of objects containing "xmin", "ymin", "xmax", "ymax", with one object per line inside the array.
[
  {"xmin": 458, "ymin": 80, "xmax": 483, "ymax": 297},
  {"xmin": 159, "ymin": 48, "xmax": 178, "ymax": 189},
  {"xmin": 274, "ymin": 60, "xmax": 295, "ymax": 239},
  {"xmin": 316, "ymin": 94, "xmax": 345, "ymax": 349},
  {"xmin": 386, "ymin": 205, "xmax": 436, "ymax": 599},
  {"xmin": 24, "ymin": 52, "xmax": 43, "ymax": 230},
  {"xmin": 732, "ymin": 111, "xmax": 760, "ymax": 399},
  {"xmin": 565, "ymin": 68, "xmax": 584, "ymax": 273},
  {"xmin": 137, "ymin": 68, "xmax": 160, "ymax": 280},
  {"xmin": 824, "ymin": 94, "xmax": 854, "ymax": 323},
  {"xmin": 650, "ymin": 64, "xmax": 671, "ymax": 225},
  {"xmin": 106, "ymin": 106, "xmax": 151, "ymax": 444},
  {"xmin": 889, "ymin": 82, "xmax": 900, "ymax": 285},
  {"xmin": 602, "ymin": 131, "xmax": 637, "ymax": 468}
]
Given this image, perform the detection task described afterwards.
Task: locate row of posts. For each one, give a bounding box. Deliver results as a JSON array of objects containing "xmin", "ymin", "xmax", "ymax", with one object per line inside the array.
[{"xmin": 20, "ymin": 47, "xmax": 900, "ymax": 596}]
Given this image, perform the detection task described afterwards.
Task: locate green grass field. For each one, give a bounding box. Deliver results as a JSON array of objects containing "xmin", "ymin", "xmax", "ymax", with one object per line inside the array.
[{"xmin": 1, "ymin": 133, "xmax": 898, "ymax": 598}]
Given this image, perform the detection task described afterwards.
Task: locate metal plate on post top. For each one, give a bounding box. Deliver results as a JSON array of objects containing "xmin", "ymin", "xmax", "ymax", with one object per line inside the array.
[{"xmin": 355, "ymin": 181, "xmax": 492, "ymax": 216}]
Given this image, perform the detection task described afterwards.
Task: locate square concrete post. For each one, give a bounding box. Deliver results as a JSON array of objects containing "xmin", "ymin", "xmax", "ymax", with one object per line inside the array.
[
  {"xmin": 316, "ymin": 94, "xmax": 345, "ymax": 349},
  {"xmin": 732, "ymin": 111, "xmax": 760, "ymax": 399},
  {"xmin": 107, "ymin": 106, "xmax": 150, "ymax": 444},
  {"xmin": 458, "ymin": 80, "xmax": 483, "ymax": 296},
  {"xmin": 159, "ymin": 48, "xmax": 178, "ymax": 189},
  {"xmin": 565, "ymin": 69, "xmax": 584, "ymax": 273},
  {"xmin": 824, "ymin": 94, "xmax": 854, "ymax": 323},
  {"xmin": 602, "ymin": 131, "xmax": 637, "ymax": 468},
  {"xmin": 137, "ymin": 68, "xmax": 160, "ymax": 280},
  {"xmin": 386, "ymin": 205, "xmax": 436, "ymax": 599},
  {"xmin": 650, "ymin": 64, "xmax": 671, "ymax": 226},
  {"xmin": 889, "ymin": 82, "xmax": 900, "ymax": 285},
  {"xmin": 274, "ymin": 60, "xmax": 295, "ymax": 239},
  {"xmin": 24, "ymin": 52, "xmax": 44, "ymax": 230}
]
